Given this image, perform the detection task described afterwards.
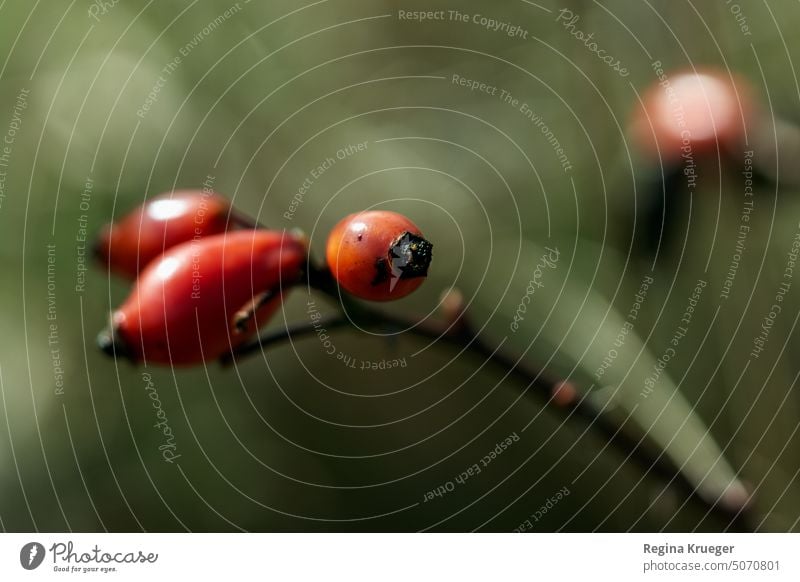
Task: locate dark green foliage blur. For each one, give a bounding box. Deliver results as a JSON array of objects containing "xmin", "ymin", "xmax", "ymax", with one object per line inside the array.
[{"xmin": 0, "ymin": 0, "xmax": 798, "ymax": 531}]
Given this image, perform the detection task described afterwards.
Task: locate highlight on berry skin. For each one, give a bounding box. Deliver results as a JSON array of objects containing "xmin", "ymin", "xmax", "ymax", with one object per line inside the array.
[
  {"xmin": 325, "ymin": 210, "xmax": 434, "ymax": 302},
  {"xmin": 94, "ymin": 189, "xmax": 255, "ymax": 279}
]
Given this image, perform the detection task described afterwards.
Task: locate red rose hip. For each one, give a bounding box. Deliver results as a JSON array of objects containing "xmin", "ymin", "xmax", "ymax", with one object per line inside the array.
[
  {"xmin": 95, "ymin": 190, "xmax": 256, "ymax": 279},
  {"xmin": 631, "ymin": 69, "xmax": 753, "ymax": 163},
  {"xmin": 98, "ymin": 230, "xmax": 306, "ymax": 365},
  {"xmin": 325, "ymin": 211, "xmax": 433, "ymax": 301}
]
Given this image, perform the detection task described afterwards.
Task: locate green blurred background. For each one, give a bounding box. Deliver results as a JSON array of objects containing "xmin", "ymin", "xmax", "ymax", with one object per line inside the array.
[{"xmin": 0, "ymin": 0, "xmax": 799, "ymax": 531}]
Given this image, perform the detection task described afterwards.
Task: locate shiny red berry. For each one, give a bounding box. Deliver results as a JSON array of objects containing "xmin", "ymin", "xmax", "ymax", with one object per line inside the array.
[
  {"xmin": 98, "ymin": 230, "xmax": 306, "ymax": 365},
  {"xmin": 95, "ymin": 190, "xmax": 255, "ymax": 279},
  {"xmin": 631, "ymin": 69, "xmax": 753, "ymax": 162},
  {"xmin": 325, "ymin": 211, "xmax": 433, "ymax": 302}
]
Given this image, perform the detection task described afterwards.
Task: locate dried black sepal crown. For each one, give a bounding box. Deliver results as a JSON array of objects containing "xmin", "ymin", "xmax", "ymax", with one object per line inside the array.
[{"xmin": 372, "ymin": 231, "xmax": 433, "ymax": 288}]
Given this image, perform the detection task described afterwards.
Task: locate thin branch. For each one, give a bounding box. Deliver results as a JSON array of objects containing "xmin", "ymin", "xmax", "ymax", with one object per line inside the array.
[
  {"xmin": 231, "ymin": 266, "xmax": 755, "ymax": 530},
  {"xmin": 223, "ymin": 315, "xmax": 349, "ymax": 365}
]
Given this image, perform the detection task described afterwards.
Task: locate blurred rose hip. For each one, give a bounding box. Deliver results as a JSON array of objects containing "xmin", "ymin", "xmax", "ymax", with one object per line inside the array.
[{"xmin": 630, "ymin": 68, "xmax": 754, "ymax": 162}]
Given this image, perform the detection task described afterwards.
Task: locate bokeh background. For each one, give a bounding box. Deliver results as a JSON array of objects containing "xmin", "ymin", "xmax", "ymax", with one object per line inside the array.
[{"xmin": 0, "ymin": 0, "xmax": 799, "ymax": 532}]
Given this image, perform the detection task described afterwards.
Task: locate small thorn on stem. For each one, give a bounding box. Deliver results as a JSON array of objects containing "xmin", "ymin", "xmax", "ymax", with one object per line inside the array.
[
  {"xmin": 716, "ymin": 480, "xmax": 752, "ymax": 514},
  {"xmin": 551, "ymin": 381, "xmax": 578, "ymax": 408},
  {"xmin": 440, "ymin": 288, "xmax": 466, "ymax": 325}
]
